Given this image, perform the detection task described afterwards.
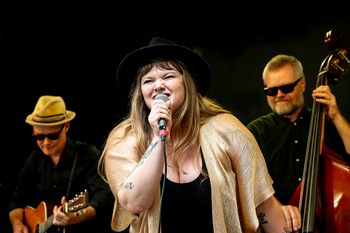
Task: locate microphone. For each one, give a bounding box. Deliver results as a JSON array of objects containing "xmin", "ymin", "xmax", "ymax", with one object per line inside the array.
[{"xmin": 154, "ymin": 93, "xmax": 169, "ymax": 140}]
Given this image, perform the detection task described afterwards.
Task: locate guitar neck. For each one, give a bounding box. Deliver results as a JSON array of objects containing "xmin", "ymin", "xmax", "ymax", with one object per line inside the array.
[{"xmin": 38, "ymin": 214, "xmax": 54, "ymax": 233}]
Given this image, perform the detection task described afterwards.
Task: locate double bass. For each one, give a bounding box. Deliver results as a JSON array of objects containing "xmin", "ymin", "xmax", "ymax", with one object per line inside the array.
[{"xmin": 289, "ymin": 30, "xmax": 350, "ymax": 233}]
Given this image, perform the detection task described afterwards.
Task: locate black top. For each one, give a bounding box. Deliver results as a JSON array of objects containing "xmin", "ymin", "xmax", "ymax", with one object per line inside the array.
[
  {"xmin": 247, "ymin": 107, "xmax": 348, "ymax": 204},
  {"xmin": 9, "ymin": 138, "xmax": 114, "ymax": 233},
  {"xmin": 160, "ymin": 154, "xmax": 213, "ymax": 233}
]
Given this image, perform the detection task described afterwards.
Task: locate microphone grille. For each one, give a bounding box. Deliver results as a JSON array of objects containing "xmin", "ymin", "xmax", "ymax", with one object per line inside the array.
[{"xmin": 154, "ymin": 94, "xmax": 169, "ymax": 102}]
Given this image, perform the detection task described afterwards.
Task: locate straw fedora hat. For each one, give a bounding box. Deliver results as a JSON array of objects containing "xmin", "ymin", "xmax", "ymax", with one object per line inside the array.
[
  {"xmin": 26, "ymin": 95, "xmax": 76, "ymax": 126},
  {"xmin": 116, "ymin": 37, "xmax": 211, "ymax": 95}
]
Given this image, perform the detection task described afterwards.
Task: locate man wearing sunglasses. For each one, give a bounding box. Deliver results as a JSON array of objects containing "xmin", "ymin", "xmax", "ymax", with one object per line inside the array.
[
  {"xmin": 247, "ymin": 54, "xmax": 350, "ymax": 232},
  {"xmin": 8, "ymin": 95, "xmax": 116, "ymax": 233}
]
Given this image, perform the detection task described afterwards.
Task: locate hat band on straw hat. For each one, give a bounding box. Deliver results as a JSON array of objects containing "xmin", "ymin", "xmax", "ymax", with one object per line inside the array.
[
  {"xmin": 25, "ymin": 95, "xmax": 76, "ymax": 126},
  {"xmin": 32, "ymin": 113, "xmax": 66, "ymax": 123}
]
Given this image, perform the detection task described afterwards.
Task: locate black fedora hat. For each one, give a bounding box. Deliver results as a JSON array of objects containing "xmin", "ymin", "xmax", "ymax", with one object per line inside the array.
[{"xmin": 116, "ymin": 37, "xmax": 211, "ymax": 95}]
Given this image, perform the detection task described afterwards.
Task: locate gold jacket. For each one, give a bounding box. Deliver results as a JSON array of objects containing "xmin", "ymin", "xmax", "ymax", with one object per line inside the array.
[{"xmin": 105, "ymin": 113, "xmax": 274, "ymax": 233}]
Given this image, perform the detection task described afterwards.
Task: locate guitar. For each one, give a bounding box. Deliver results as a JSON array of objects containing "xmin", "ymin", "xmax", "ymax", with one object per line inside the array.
[{"xmin": 24, "ymin": 190, "xmax": 89, "ymax": 233}]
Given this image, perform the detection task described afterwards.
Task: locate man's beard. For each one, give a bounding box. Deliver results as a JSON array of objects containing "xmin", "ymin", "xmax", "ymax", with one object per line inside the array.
[{"xmin": 268, "ymin": 94, "xmax": 304, "ymax": 116}]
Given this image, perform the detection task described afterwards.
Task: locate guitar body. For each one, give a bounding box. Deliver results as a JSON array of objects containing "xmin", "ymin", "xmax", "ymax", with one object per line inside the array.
[
  {"xmin": 23, "ymin": 190, "xmax": 88, "ymax": 233},
  {"xmin": 24, "ymin": 201, "xmax": 63, "ymax": 233},
  {"xmin": 24, "ymin": 202, "xmax": 48, "ymax": 233}
]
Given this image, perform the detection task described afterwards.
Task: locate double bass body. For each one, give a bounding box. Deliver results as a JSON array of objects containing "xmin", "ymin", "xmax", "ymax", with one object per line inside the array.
[{"xmin": 289, "ymin": 29, "xmax": 350, "ymax": 233}]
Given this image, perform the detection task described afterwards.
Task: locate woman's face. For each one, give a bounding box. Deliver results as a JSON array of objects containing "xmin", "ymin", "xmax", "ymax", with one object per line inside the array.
[{"xmin": 141, "ymin": 64, "xmax": 185, "ymax": 113}]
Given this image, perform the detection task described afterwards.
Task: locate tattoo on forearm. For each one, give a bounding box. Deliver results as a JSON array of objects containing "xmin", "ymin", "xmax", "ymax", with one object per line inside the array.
[
  {"xmin": 125, "ymin": 141, "xmax": 159, "ymax": 180},
  {"xmin": 258, "ymin": 212, "xmax": 268, "ymax": 224},
  {"xmin": 124, "ymin": 181, "xmax": 135, "ymax": 189},
  {"xmin": 138, "ymin": 141, "xmax": 159, "ymax": 167},
  {"xmin": 258, "ymin": 212, "xmax": 290, "ymax": 233},
  {"xmin": 144, "ymin": 141, "xmax": 159, "ymax": 158}
]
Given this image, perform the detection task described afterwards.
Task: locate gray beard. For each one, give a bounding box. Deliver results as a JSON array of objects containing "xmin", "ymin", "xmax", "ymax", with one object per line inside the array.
[{"xmin": 269, "ymin": 94, "xmax": 304, "ymax": 116}]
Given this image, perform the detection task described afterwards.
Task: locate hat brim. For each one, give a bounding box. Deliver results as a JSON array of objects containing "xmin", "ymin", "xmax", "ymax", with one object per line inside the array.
[
  {"xmin": 117, "ymin": 43, "xmax": 211, "ymax": 95},
  {"xmin": 25, "ymin": 111, "xmax": 76, "ymax": 126}
]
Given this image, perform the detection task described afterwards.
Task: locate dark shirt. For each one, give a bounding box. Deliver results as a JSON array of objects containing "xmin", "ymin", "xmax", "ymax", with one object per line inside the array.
[
  {"xmin": 160, "ymin": 153, "xmax": 213, "ymax": 233},
  {"xmin": 247, "ymin": 107, "xmax": 348, "ymax": 204},
  {"xmin": 9, "ymin": 138, "xmax": 114, "ymax": 233}
]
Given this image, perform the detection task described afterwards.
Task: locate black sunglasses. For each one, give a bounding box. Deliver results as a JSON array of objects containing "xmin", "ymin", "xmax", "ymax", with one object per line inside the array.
[
  {"xmin": 263, "ymin": 77, "xmax": 302, "ymax": 96},
  {"xmin": 32, "ymin": 125, "xmax": 65, "ymax": 141}
]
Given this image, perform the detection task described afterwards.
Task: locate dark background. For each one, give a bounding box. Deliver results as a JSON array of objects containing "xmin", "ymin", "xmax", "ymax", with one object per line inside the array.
[{"xmin": 1, "ymin": 7, "xmax": 350, "ymax": 232}]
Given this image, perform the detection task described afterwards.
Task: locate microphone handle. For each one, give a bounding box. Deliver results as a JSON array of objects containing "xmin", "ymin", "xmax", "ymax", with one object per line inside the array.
[{"xmin": 159, "ymin": 118, "xmax": 166, "ymax": 130}]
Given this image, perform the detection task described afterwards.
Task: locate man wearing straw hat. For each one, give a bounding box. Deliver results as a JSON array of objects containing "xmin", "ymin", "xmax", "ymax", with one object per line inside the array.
[{"xmin": 8, "ymin": 95, "xmax": 115, "ymax": 233}]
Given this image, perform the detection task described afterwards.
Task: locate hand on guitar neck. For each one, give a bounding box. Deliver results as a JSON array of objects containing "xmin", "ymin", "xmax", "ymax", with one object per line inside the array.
[{"xmin": 24, "ymin": 190, "xmax": 89, "ymax": 233}]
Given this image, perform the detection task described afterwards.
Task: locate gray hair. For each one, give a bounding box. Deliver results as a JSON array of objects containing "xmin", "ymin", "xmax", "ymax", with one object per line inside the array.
[{"xmin": 262, "ymin": 54, "xmax": 304, "ymax": 84}]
